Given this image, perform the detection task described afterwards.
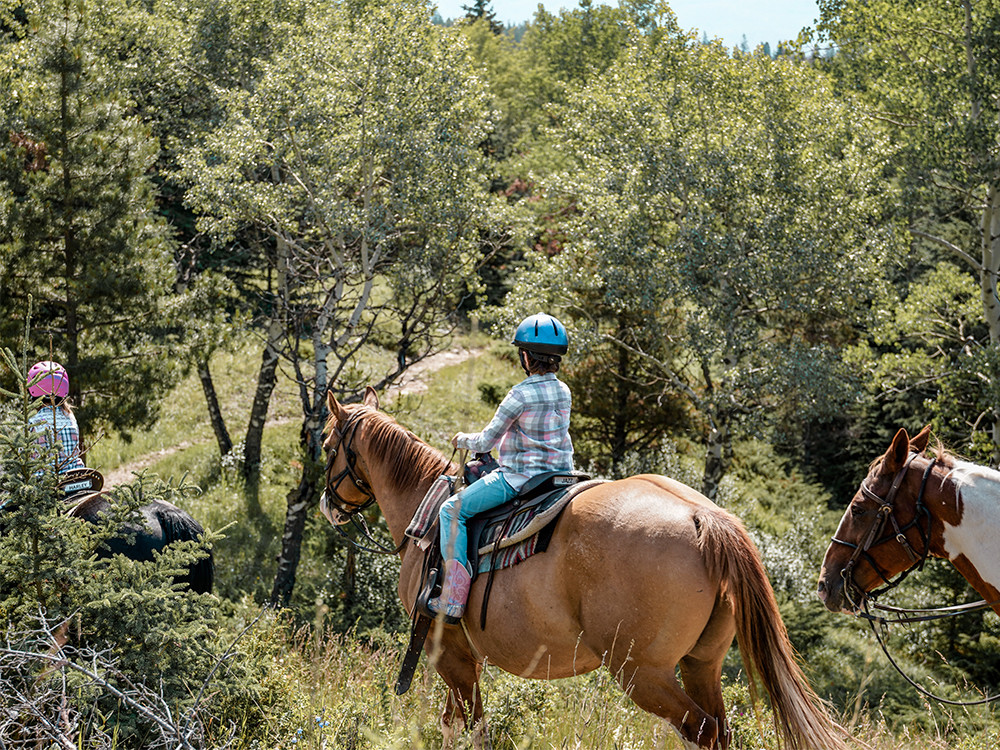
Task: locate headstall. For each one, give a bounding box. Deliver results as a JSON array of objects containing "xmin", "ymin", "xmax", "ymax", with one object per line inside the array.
[
  {"xmin": 831, "ymin": 452, "xmax": 934, "ymax": 608},
  {"xmin": 324, "ymin": 410, "xmax": 377, "ymax": 516},
  {"xmin": 833, "ymin": 452, "xmax": 1000, "ymax": 705},
  {"xmin": 323, "ymin": 409, "xmax": 403, "ymax": 556}
]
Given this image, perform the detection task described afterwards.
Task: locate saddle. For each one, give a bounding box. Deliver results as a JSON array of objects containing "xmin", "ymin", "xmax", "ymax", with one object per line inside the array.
[
  {"xmin": 396, "ymin": 467, "xmax": 599, "ymax": 695},
  {"xmin": 465, "ymin": 470, "xmax": 592, "ymax": 574},
  {"xmin": 58, "ymin": 467, "xmax": 104, "ymax": 499}
]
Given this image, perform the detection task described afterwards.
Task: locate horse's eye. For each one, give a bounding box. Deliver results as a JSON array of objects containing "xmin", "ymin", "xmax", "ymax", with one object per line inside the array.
[{"xmin": 850, "ymin": 503, "xmax": 866, "ymax": 518}]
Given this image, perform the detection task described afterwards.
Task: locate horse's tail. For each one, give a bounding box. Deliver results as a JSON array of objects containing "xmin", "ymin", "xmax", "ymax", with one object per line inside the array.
[
  {"xmin": 696, "ymin": 507, "xmax": 848, "ymax": 750},
  {"xmin": 154, "ymin": 500, "xmax": 214, "ymax": 594}
]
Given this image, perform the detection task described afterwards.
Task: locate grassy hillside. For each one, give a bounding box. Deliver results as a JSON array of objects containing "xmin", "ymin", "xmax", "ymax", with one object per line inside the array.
[{"xmin": 81, "ymin": 336, "xmax": 1000, "ymax": 749}]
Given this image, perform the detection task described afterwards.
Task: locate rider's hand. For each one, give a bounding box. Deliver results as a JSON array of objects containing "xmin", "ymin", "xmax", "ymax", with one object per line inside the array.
[{"xmin": 451, "ymin": 433, "xmax": 460, "ymax": 448}]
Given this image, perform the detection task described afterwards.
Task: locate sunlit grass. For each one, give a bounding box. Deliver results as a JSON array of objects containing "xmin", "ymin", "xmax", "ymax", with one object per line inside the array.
[
  {"xmin": 217, "ymin": 619, "xmax": 1000, "ymax": 750},
  {"xmin": 72, "ymin": 330, "xmax": 1000, "ymax": 750}
]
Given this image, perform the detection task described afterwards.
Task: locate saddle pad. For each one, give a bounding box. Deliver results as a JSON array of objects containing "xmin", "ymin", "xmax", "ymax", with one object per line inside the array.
[
  {"xmin": 474, "ymin": 479, "xmax": 606, "ymax": 574},
  {"xmin": 405, "ymin": 474, "xmax": 454, "ymax": 548}
]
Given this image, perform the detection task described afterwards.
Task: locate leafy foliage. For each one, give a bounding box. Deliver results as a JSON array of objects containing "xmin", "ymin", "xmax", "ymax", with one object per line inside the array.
[
  {"xmin": 0, "ymin": 0, "xmax": 178, "ymax": 440},
  {"xmin": 503, "ymin": 31, "xmax": 899, "ymax": 496}
]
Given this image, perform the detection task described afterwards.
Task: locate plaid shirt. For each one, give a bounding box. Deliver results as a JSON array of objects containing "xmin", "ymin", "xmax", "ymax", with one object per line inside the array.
[
  {"xmin": 30, "ymin": 405, "xmax": 85, "ymax": 474},
  {"xmin": 455, "ymin": 373, "xmax": 573, "ymax": 490}
]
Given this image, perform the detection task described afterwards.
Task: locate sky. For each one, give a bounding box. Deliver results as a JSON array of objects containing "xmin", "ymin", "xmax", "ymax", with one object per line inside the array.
[{"xmin": 432, "ymin": 0, "xmax": 822, "ymax": 49}]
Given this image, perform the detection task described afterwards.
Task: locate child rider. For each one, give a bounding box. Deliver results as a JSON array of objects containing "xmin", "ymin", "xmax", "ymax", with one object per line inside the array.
[
  {"xmin": 428, "ymin": 313, "xmax": 574, "ymax": 620},
  {"xmin": 28, "ymin": 360, "xmax": 86, "ymax": 475}
]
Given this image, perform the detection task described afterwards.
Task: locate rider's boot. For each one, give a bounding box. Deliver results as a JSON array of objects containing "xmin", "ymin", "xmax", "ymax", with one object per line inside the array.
[{"xmin": 427, "ymin": 559, "xmax": 471, "ymax": 620}]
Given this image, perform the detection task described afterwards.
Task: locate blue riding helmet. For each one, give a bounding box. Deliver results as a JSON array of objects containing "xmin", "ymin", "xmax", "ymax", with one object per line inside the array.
[{"xmin": 512, "ymin": 313, "xmax": 569, "ymax": 356}]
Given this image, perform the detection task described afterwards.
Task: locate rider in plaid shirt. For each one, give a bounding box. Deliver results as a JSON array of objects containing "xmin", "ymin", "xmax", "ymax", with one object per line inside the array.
[
  {"xmin": 429, "ymin": 313, "xmax": 573, "ymax": 621},
  {"xmin": 452, "ymin": 373, "xmax": 573, "ymax": 489},
  {"xmin": 27, "ymin": 361, "xmax": 85, "ymax": 475}
]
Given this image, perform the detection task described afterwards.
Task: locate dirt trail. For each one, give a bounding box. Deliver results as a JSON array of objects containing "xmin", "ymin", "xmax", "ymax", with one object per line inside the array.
[{"xmin": 102, "ymin": 346, "xmax": 481, "ymax": 486}]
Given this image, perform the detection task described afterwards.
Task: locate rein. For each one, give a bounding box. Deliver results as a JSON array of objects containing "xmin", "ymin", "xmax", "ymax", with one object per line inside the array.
[
  {"xmin": 833, "ymin": 451, "xmax": 1000, "ymax": 705},
  {"xmin": 861, "ymin": 597, "xmax": 1000, "ymax": 706},
  {"xmin": 324, "ymin": 409, "xmax": 404, "ymax": 556}
]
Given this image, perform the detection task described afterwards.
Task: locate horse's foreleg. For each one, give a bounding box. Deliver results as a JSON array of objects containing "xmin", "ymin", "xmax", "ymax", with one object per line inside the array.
[
  {"xmin": 440, "ymin": 693, "xmax": 489, "ymax": 750},
  {"xmin": 427, "ymin": 624, "xmax": 488, "ymax": 749}
]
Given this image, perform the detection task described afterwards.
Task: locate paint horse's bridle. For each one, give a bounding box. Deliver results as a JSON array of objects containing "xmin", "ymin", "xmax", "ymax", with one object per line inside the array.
[
  {"xmin": 321, "ymin": 409, "xmax": 402, "ymax": 555},
  {"xmin": 831, "ymin": 452, "xmax": 1000, "ymax": 705},
  {"xmin": 831, "ymin": 452, "xmax": 935, "ymax": 610}
]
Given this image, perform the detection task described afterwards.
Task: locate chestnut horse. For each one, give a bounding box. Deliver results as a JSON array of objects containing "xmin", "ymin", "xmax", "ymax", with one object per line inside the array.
[
  {"xmin": 818, "ymin": 426, "xmax": 1000, "ymax": 618},
  {"xmin": 320, "ymin": 389, "xmax": 847, "ymax": 750}
]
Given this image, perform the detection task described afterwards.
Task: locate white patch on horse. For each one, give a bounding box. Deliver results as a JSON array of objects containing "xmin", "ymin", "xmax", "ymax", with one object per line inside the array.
[{"xmin": 942, "ymin": 462, "xmax": 1000, "ymax": 591}]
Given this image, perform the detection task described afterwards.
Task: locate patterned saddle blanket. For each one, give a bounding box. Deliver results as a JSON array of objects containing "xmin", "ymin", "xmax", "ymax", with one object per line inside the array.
[{"xmin": 406, "ymin": 470, "xmax": 604, "ymax": 574}]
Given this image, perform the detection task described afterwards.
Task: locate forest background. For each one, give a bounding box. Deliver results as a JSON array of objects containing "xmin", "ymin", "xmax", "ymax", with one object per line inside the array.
[{"xmin": 2, "ymin": 0, "xmax": 1000, "ymax": 747}]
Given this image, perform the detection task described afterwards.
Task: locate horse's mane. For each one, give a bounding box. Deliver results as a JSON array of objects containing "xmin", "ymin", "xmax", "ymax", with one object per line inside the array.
[
  {"xmin": 352, "ymin": 407, "xmax": 450, "ymax": 494},
  {"xmin": 869, "ymin": 439, "xmax": 957, "ymax": 473}
]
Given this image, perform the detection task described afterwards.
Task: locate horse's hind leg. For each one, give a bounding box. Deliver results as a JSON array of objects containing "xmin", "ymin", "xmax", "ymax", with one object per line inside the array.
[
  {"xmin": 679, "ymin": 655, "xmax": 728, "ymax": 750},
  {"xmin": 677, "ymin": 595, "xmax": 734, "ymax": 749},
  {"xmin": 620, "ymin": 665, "xmax": 719, "ymax": 749}
]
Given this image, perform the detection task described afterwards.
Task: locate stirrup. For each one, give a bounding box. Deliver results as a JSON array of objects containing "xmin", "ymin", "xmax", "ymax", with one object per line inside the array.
[{"xmin": 414, "ymin": 568, "xmax": 464, "ymax": 625}]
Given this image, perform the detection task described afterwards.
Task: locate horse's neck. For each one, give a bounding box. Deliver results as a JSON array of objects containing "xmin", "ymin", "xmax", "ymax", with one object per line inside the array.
[
  {"xmin": 937, "ymin": 462, "xmax": 1000, "ymax": 602},
  {"xmin": 367, "ymin": 452, "xmax": 452, "ymax": 545}
]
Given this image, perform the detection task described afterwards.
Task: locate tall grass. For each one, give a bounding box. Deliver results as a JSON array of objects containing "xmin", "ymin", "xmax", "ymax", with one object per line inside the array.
[
  {"xmin": 213, "ymin": 617, "xmax": 1000, "ymax": 750},
  {"xmin": 78, "ymin": 334, "xmax": 1000, "ymax": 749}
]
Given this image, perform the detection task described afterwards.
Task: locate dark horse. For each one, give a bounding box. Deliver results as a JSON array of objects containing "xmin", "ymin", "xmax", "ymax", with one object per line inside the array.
[
  {"xmin": 68, "ymin": 492, "xmax": 214, "ymax": 594},
  {"xmin": 320, "ymin": 388, "xmax": 848, "ymax": 750},
  {"xmin": 1, "ymin": 461, "xmax": 212, "ymax": 593}
]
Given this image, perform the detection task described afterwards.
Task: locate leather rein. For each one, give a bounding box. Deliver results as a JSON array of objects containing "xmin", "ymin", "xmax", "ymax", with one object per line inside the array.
[
  {"xmin": 832, "ymin": 451, "xmax": 1000, "ymax": 705},
  {"xmin": 323, "ymin": 409, "xmax": 403, "ymax": 556}
]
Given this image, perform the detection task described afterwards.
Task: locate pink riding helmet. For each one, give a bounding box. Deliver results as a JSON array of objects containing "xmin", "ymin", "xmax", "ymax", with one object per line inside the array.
[{"xmin": 27, "ymin": 360, "xmax": 69, "ymax": 399}]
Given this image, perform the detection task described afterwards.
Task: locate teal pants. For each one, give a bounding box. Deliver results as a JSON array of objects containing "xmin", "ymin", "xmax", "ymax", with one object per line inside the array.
[{"xmin": 439, "ymin": 471, "xmax": 517, "ymax": 568}]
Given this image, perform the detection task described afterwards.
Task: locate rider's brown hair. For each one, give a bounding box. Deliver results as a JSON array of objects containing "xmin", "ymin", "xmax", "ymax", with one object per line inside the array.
[{"xmin": 521, "ymin": 350, "xmax": 560, "ymax": 375}]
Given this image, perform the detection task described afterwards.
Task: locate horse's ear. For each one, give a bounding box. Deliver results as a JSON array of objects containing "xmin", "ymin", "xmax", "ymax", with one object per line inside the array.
[
  {"xmin": 884, "ymin": 428, "xmax": 911, "ymax": 474},
  {"xmin": 326, "ymin": 390, "xmax": 347, "ymax": 423},
  {"xmin": 910, "ymin": 424, "xmax": 931, "ymax": 454},
  {"xmin": 363, "ymin": 386, "xmax": 380, "ymax": 410}
]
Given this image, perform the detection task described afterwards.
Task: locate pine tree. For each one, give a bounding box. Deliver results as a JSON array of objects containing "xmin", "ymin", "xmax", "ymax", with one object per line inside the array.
[
  {"xmin": 0, "ymin": 325, "xmax": 225, "ymax": 747},
  {"xmin": 463, "ymin": 0, "xmax": 503, "ymax": 34},
  {"xmin": 0, "ymin": 0, "xmax": 177, "ymax": 441}
]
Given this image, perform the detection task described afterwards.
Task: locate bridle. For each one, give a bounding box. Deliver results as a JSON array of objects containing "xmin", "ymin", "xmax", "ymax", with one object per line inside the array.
[
  {"xmin": 322, "ymin": 409, "xmax": 402, "ymax": 555},
  {"xmin": 831, "ymin": 452, "xmax": 934, "ymax": 608},
  {"xmin": 324, "ymin": 410, "xmax": 377, "ymax": 516},
  {"xmin": 831, "ymin": 451, "xmax": 1000, "ymax": 705}
]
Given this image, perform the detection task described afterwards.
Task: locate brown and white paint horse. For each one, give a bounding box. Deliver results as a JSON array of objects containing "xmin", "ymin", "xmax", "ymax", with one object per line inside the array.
[
  {"xmin": 818, "ymin": 426, "xmax": 1000, "ymax": 618},
  {"xmin": 320, "ymin": 388, "xmax": 848, "ymax": 750}
]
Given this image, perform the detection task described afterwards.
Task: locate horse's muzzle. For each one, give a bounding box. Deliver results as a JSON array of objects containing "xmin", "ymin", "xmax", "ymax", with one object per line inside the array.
[
  {"xmin": 817, "ymin": 571, "xmax": 858, "ymax": 614},
  {"xmin": 319, "ymin": 491, "xmax": 349, "ymax": 526}
]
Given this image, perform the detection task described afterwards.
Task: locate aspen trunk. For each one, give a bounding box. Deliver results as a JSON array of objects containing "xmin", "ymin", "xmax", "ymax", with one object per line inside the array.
[
  {"xmin": 243, "ymin": 232, "xmax": 290, "ymax": 482},
  {"xmin": 702, "ymin": 411, "xmax": 732, "ymax": 502},
  {"xmin": 242, "ymin": 316, "xmax": 282, "ymax": 483},
  {"xmin": 270, "ymin": 463, "xmax": 321, "ymax": 606},
  {"xmin": 981, "ymin": 183, "xmax": 1000, "ymax": 464},
  {"xmin": 197, "ymin": 357, "xmax": 232, "ymax": 457}
]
